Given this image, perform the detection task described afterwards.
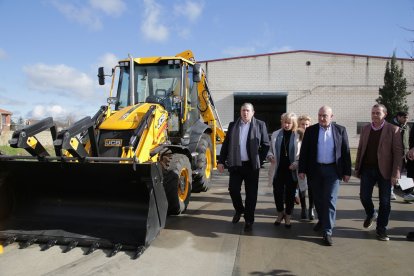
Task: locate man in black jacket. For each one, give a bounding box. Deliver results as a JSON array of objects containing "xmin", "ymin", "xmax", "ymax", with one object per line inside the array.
[
  {"xmin": 298, "ymin": 106, "xmax": 352, "ymax": 245},
  {"xmin": 218, "ymin": 103, "xmax": 269, "ymax": 232}
]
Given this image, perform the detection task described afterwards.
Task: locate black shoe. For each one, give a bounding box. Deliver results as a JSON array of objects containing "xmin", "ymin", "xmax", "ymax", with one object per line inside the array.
[
  {"xmin": 363, "ymin": 213, "xmax": 377, "ymax": 228},
  {"xmin": 313, "ymin": 221, "xmax": 322, "ymax": 232},
  {"xmin": 407, "ymin": 232, "xmax": 414, "ymax": 241},
  {"xmin": 323, "ymin": 233, "xmax": 333, "ymax": 246},
  {"xmin": 363, "ymin": 217, "xmax": 374, "ymax": 228},
  {"xmin": 244, "ymin": 222, "xmax": 253, "ymax": 232},
  {"xmin": 232, "ymin": 212, "xmax": 242, "ymax": 224},
  {"xmin": 376, "ymin": 231, "xmax": 390, "ymax": 241}
]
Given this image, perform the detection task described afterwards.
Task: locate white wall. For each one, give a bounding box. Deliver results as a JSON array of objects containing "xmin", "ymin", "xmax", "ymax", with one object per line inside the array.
[{"xmin": 201, "ymin": 51, "xmax": 414, "ymax": 147}]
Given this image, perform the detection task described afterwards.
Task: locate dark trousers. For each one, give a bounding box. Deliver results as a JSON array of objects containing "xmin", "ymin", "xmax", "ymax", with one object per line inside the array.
[
  {"xmin": 228, "ymin": 162, "xmax": 260, "ymax": 223},
  {"xmin": 360, "ymin": 167, "xmax": 391, "ymax": 234},
  {"xmin": 273, "ymin": 176, "xmax": 296, "ymax": 215}
]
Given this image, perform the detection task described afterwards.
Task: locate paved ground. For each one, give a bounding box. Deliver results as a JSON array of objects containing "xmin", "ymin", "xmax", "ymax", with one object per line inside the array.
[{"xmin": 0, "ymin": 164, "xmax": 413, "ymax": 275}]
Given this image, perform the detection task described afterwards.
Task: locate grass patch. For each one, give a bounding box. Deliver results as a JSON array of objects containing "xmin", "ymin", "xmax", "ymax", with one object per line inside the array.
[
  {"xmin": 0, "ymin": 145, "xmax": 56, "ymax": 156},
  {"xmin": 0, "ymin": 145, "xmax": 27, "ymax": 155}
]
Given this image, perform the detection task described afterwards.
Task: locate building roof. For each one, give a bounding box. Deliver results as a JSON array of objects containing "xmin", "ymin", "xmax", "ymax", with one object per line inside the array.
[
  {"xmin": 199, "ymin": 49, "xmax": 413, "ymax": 63},
  {"xmin": 0, "ymin": 109, "xmax": 12, "ymax": 115}
]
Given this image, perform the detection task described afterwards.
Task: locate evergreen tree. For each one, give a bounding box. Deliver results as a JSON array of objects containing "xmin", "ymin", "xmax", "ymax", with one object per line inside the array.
[
  {"xmin": 17, "ymin": 116, "xmax": 24, "ymax": 125},
  {"xmin": 376, "ymin": 52, "xmax": 410, "ymax": 121}
]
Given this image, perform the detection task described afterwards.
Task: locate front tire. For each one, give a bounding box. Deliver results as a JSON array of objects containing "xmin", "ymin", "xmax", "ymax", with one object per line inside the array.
[{"xmin": 163, "ymin": 153, "xmax": 192, "ymax": 215}]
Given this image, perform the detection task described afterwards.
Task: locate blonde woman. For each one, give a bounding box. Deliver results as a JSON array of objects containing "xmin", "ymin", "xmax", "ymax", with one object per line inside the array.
[
  {"xmin": 267, "ymin": 112, "xmax": 300, "ymax": 228},
  {"xmin": 297, "ymin": 115, "xmax": 315, "ymax": 220}
]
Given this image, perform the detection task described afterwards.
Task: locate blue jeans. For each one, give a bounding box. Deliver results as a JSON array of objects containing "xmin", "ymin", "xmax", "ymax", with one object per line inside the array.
[
  {"xmin": 308, "ymin": 164, "xmax": 340, "ymax": 236},
  {"xmin": 359, "ymin": 168, "xmax": 391, "ymax": 234}
]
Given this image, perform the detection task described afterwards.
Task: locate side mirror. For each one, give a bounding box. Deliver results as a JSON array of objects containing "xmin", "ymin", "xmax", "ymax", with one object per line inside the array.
[
  {"xmin": 98, "ymin": 67, "xmax": 105, "ymax": 85},
  {"xmin": 193, "ymin": 64, "xmax": 202, "ymax": 82}
]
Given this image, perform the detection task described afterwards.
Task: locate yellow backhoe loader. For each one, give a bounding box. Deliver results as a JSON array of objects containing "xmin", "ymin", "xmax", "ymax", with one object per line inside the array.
[{"xmin": 0, "ymin": 50, "xmax": 225, "ymax": 258}]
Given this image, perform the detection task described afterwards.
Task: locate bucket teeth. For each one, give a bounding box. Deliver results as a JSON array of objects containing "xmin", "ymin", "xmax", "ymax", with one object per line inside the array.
[
  {"xmin": 63, "ymin": 240, "xmax": 79, "ymax": 253},
  {"xmin": 109, "ymin": 243, "xmax": 122, "ymax": 257},
  {"xmin": 86, "ymin": 242, "xmax": 100, "ymax": 255},
  {"xmin": 42, "ymin": 239, "xmax": 57, "ymax": 251},
  {"xmin": 4, "ymin": 236, "xmax": 17, "ymax": 246},
  {"xmin": 20, "ymin": 238, "xmax": 37, "ymax": 249},
  {"xmin": 133, "ymin": 245, "xmax": 146, "ymax": 259}
]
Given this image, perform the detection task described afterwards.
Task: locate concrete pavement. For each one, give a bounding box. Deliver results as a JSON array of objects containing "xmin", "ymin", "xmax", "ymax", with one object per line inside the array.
[{"xmin": 0, "ymin": 163, "xmax": 412, "ymax": 275}]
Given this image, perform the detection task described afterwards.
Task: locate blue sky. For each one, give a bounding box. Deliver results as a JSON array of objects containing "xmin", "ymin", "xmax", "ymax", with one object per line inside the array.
[{"xmin": 1, "ymin": 0, "xmax": 414, "ymax": 122}]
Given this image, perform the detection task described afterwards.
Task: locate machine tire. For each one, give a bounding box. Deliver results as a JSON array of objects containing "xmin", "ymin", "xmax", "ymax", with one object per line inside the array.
[
  {"xmin": 192, "ymin": 133, "xmax": 213, "ymax": 192},
  {"xmin": 163, "ymin": 153, "xmax": 192, "ymax": 215}
]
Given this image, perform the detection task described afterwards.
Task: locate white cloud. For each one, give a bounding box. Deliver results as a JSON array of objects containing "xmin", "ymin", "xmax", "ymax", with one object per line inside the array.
[
  {"xmin": 26, "ymin": 100, "xmax": 106, "ymax": 121},
  {"xmin": 0, "ymin": 48, "xmax": 7, "ymax": 60},
  {"xmin": 141, "ymin": 0, "xmax": 169, "ymax": 42},
  {"xmin": 23, "ymin": 63, "xmax": 95, "ymax": 98},
  {"xmin": 174, "ymin": 1, "xmax": 204, "ymax": 22},
  {"xmin": 50, "ymin": 0, "xmax": 102, "ymax": 30},
  {"xmin": 49, "ymin": 0, "xmax": 128, "ymax": 30},
  {"xmin": 222, "ymin": 46, "xmax": 256, "ymax": 57},
  {"xmin": 89, "ymin": 0, "xmax": 126, "ymax": 17},
  {"xmin": 27, "ymin": 103, "xmax": 100, "ymax": 121},
  {"xmin": 96, "ymin": 53, "xmax": 119, "ymax": 70},
  {"xmin": 29, "ymin": 104, "xmax": 69, "ymax": 120}
]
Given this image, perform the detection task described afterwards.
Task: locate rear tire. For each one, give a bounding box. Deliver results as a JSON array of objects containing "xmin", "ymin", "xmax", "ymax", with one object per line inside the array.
[
  {"xmin": 163, "ymin": 153, "xmax": 192, "ymax": 215},
  {"xmin": 192, "ymin": 134, "xmax": 213, "ymax": 192}
]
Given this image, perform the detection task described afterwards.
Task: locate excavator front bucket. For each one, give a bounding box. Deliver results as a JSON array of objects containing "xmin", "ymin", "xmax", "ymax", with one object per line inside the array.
[{"xmin": 0, "ymin": 158, "xmax": 168, "ymax": 256}]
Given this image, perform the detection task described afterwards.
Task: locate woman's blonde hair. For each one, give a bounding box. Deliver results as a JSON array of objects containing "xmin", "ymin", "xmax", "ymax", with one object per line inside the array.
[
  {"xmin": 280, "ymin": 112, "xmax": 298, "ymax": 131},
  {"xmin": 298, "ymin": 114, "xmax": 312, "ymax": 125}
]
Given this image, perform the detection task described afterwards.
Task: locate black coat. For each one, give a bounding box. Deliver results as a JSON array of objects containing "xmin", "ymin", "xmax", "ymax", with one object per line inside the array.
[
  {"xmin": 219, "ymin": 117, "xmax": 269, "ymax": 170},
  {"xmin": 298, "ymin": 123, "xmax": 352, "ymax": 178}
]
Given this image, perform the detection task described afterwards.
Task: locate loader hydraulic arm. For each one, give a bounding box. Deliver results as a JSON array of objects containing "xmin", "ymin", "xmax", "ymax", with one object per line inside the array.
[
  {"xmin": 53, "ymin": 106, "xmax": 108, "ymax": 159},
  {"xmin": 197, "ymin": 75, "xmax": 225, "ymax": 143},
  {"xmin": 53, "ymin": 116, "xmax": 97, "ymax": 158},
  {"xmin": 9, "ymin": 117, "xmax": 57, "ymax": 158}
]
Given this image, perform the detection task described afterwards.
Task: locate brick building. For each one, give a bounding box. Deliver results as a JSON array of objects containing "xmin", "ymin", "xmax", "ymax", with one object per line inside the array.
[
  {"xmin": 200, "ymin": 50, "xmax": 414, "ymax": 147},
  {"xmin": 0, "ymin": 108, "xmax": 12, "ymax": 133}
]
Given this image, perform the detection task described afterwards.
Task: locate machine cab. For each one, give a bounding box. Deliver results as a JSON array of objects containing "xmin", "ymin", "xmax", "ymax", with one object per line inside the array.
[{"xmin": 99, "ymin": 56, "xmax": 201, "ymax": 138}]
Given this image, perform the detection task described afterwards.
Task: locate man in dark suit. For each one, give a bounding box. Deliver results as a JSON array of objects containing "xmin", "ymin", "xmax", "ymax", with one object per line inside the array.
[
  {"xmin": 298, "ymin": 106, "xmax": 352, "ymax": 246},
  {"xmin": 218, "ymin": 103, "xmax": 269, "ymax": 232}
]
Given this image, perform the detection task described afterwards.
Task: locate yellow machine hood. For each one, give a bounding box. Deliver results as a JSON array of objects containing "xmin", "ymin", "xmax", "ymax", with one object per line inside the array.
[{"xmin": 99, "ymin": 104, "xmax": 153, "ymax": 130}]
